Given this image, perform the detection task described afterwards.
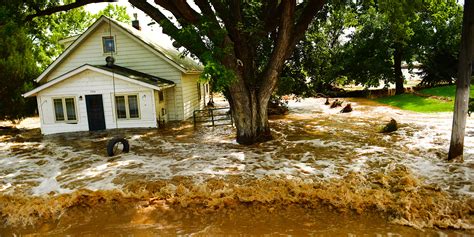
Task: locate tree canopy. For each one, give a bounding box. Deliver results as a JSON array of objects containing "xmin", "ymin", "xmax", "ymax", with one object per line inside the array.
[
  {"xmin": 416, "ymin": 0, "xmax": 462, "ymax": 86},
  {"xmin": 0, "ymin": 3, "xmax": 38, "ymax": 121},
  {"xmin": 278, "ymin": 0, "xmax": 356, "ymax": 97},
  {"xmin": 277, "ymin": 0, "xmax": 463, "ymax": 98},
  {"xmin": 341, "ymin": 0, "xmax": 424, "ymax": 94}
]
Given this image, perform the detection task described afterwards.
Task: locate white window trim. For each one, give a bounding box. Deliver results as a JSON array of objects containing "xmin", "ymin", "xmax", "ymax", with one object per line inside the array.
[
  {"xmin": 114, "ymin": 94, "xmax": 141, "ymax": 120},
  {"xmin": 102, "ymin": 35, "xmax": 117, "ymax": 54},
  {"xmin": 53, "ymin": 97, "xmax": 78, "ymax": 123}
]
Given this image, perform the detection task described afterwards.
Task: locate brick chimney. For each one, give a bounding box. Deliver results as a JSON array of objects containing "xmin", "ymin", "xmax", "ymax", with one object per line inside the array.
[{"xmin": 132, "ymin": 13, "xmax": 141, "ymax": 30}]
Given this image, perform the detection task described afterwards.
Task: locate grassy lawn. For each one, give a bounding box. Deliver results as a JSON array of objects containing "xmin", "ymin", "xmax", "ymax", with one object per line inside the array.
[{"xmin": 375, "ymin": 85, "xmax": 474, "ymax": 113}]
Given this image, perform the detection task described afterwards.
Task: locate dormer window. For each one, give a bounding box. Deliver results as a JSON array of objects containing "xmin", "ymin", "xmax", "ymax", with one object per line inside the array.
[{"xmin": 102, "ymin": 36, "xmax": 115, "ymax": 53}]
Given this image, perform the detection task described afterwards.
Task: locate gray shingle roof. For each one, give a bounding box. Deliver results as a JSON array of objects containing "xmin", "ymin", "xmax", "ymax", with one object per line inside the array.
[{"xmin": 94, "ymin": 64, "xmax": 175, "ymax": 88}]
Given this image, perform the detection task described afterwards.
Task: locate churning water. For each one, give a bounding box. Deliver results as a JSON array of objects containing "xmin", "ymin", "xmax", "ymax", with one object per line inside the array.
[{"xmin": 0, "ymin": 98, "xmax": 472, "ymax": 235}]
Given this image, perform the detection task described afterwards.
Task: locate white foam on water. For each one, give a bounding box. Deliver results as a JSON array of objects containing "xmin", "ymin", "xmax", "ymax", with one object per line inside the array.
[
  {"xmin": 0, "ymin": 97, "xmax": 472, "ymax": 199},
  {"xmin": 32, "ymin": 158, "xmax": 72, "ymax": 195},
  {"xmin": 0, "ymin": 183, "xmax": 11, "ymax": 192},
  {"xmin": 230, "ymin": 152, "xmax": 245, "ymax": 161}
]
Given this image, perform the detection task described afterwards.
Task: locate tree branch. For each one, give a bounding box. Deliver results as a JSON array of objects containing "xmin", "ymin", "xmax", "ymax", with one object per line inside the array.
[
  {"xmin": 154, "ymin": 0, "xmax": 200, "ymax": 23},
  {"xmin": 259, "ymin": 0, "xmax": 296, "ymax": 98},
  {"xmin": 259, "ymin": 0, "xmax": 325, "ymax": 100},
  {"xmin": 25, "ymin": 0, "xmax": 117, "ymax": 21},
  {"xmin": 291, "ymin": 0, "xmax": 326, "ymax": 47},
  {"xmin": 209, "ymin": 0, "xmax": 240, "ymax": 44},
  {"xmin": 261, "ymin": 0, "xmax": 283, "ymax": 33},
  {"xmin": 194, "ymin": 0, "xmax": 219, "ymax": 24}
]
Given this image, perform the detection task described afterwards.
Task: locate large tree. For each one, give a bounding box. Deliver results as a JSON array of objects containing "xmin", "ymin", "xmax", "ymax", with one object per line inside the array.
[
  {"xmin": 0, "ymin": 4, "xmax": 39, "ymax": 121},
  {"xmin": 27, "ymin": 0, "xmax": 325, "ymax": 145},
  {"xmin": 414, "ymin": 0, "xmax": 462, "ymax": 87},
  {"xmin": 343, "ymin": 0, "xmax": 422, "ymax": 94},
  {"xmin": 277, "ymin": 0, "xmax": 355, "ymax": 97},
  {"xmin": 449, "ymin": 0, "xmax": 474, "ymax": 160}
]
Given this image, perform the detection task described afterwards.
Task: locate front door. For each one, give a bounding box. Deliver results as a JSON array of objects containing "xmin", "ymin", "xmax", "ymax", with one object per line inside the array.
[{"xmin": 85, "ymin": 94, "xmax": 106, "ymax": 131}]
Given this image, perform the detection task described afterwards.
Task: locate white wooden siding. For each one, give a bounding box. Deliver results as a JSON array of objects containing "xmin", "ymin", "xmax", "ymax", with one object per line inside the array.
[
  {"xmin": 43, "ymin": 23, "xmax": 184, "ymax": 121},
  {"xmin": 37, "ymin": 70, "xmax": 157, "ymax": 135},
  {"xmin": 181, "ymin": 73, "xmax": 206, "ymax": 119}
]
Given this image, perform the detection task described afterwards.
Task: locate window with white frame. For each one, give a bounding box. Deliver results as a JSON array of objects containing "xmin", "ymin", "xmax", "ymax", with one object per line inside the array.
[
  {"xmin": 115, "ymin": 95, "xmax": 139, "ymax": 119},
  {"xmin": 102, "ymin": 36, "xmax": 115, "ymax": 53},
  {"xmin": 53, "ymin": 97, "xmax": 77, "ymax": 122}
]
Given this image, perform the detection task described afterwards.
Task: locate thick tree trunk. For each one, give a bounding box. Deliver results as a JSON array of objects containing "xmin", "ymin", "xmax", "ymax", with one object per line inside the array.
[
  {"xmin": 394, "ymin": 46, "xmax": 404, "ymax": 95},
  {"xmin": 448, "ymin": 0, "xmax": 474, "ymax": 160},
  {"xmin": 226, "ymin": 74, "xmax": 272, "ymax": 145}
]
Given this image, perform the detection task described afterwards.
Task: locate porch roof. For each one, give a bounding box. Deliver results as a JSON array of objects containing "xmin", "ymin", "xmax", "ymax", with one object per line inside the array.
[
  {"xmin": 23, "ymin": 64, "xmax": 175, "ymax": 97},
  {"xmin": 94, "ymin": 64, "xmax": 175, "ymax": 89}
]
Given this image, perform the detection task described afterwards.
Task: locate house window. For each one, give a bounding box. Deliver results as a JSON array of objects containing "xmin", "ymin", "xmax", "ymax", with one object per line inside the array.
[
  {"xmin": 102, "ymin": 36, "xmax": 115, "ymax": 53},
  {"xmin": 158, "ymin": 91, "xmax": 164, "ymax": 102},
  {"xmin": 197, "ymin": 83, "xmax": 201, "ymax": 100},
  {"xmin": 53, "ymin": 97, "xmax": 77, "ymax": 122},
  {"xmin": 115, "ymin": 95, "xmax": 140, "ymax": 119}
]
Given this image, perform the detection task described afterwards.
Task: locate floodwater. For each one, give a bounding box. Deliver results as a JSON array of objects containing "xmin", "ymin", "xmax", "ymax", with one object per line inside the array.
[{"xmin": 0, "ymin": 98, "xmax": 473, "ymax": 236}]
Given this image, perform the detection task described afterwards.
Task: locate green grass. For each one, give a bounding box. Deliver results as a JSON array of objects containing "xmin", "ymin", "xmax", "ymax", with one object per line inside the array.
[
  {"xmin": 375, "ymin": 85, "xmax": 474, "ymax": 113},
  {"xmin": 376, "ymin": 94, "xmax": 454, "ymax": 112},
  {"xmin": 419, "ymin": 85, "xmax": 474, "ymax": 98}
]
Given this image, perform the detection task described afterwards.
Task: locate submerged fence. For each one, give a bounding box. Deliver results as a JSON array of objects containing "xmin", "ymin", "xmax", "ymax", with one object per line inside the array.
[{"xmin": 193, "ymin": 107, "xmax": 233, "ymax": 126}]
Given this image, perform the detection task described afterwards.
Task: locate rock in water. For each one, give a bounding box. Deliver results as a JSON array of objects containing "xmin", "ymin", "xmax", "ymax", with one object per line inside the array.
[
  {"xmin": 380, "ymin": 118, "xmax": 398, "ymax": 133},
  {"xmin": 340, "ymin": 103, "xmax": 352, "ymax": 113},
  {"xmin": 325, "ymin": 98, "xmax": 330, "ymax": 105},
  {"xmin": 330, "ymin": 99, "xmax": 343, "ymax": 108}
]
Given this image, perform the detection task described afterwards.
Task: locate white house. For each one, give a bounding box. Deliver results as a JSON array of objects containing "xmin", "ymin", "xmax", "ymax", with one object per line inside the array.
[{"xmin": 24, "ymin": 16, "xmax": 209, "ymax": 135}]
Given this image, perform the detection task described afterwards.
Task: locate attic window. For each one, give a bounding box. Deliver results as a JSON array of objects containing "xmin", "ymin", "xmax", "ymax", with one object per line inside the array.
[{"xmin": 102, "ymin": 36, "xmax": 115, "ymax": 53}]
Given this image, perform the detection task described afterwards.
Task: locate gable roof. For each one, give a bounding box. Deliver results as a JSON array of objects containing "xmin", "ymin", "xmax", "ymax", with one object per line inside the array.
[
  {"xmin": 35, "ymin": 16, "xmax": 202, "ymax": 83},
  {"xmin": 24, "ymin": 64, "xmax": 175, "ymax": 97},
  {"xmin": 111, "ymin": 18, "xmax": 203, "ymax": 72}
]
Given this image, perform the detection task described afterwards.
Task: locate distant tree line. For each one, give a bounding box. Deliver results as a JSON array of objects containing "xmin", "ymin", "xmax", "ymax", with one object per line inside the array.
[{"xmin": 276, "ymin": 0, "xmax": 463, "ymax": 98}]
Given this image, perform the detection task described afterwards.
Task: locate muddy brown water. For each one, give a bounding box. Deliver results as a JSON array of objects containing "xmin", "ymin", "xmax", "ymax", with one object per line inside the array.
[{"xmin": 0, "ymin": 98, "xmax": 473, "ymax": 235}]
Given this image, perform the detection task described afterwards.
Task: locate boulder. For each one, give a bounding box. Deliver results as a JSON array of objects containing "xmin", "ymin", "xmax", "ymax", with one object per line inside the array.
[
  {"xmin": 330, "ymin": 99, "xmax": 343, "ymax": 108},
  {"xmin": 340, "ymin": 103, "xmax": 353, "ymax": 113},
  {"xmin": 380, "ymin": 118, "xmax": 398, "ymax": 133}
]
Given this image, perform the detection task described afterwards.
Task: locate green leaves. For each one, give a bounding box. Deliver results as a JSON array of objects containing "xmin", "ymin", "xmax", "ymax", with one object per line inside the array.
[
  {"xmin": 417, "ymin": 0, "xmax": 462, "ymax": 86},
  {"xmin": 278, "ymin": 0, "xmax": 354, "ymax": 97},
  {"xmin": 0, "ymin": 19, "xmax": 38, "ymax": 121},
  {"xmin": 93, "ymin": 4, "xmax": 131, "ymax": 23},
  {"xmin": 199, "ymin": 53, "xmax": 236, "ymax": 92}
]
